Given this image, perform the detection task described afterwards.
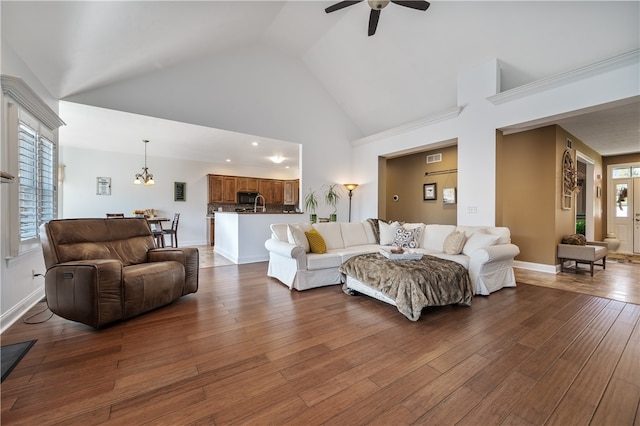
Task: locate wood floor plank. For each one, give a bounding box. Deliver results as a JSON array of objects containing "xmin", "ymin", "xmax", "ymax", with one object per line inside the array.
[{"xmin": 1, "ymin": 259, "xmax": 638, "ymax": 425}]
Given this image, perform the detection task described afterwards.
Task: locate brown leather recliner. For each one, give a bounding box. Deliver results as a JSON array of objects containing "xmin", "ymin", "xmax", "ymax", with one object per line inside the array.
[{"xmin": 40, "ymin": 218, "xmax": 199, "ymax": 328}]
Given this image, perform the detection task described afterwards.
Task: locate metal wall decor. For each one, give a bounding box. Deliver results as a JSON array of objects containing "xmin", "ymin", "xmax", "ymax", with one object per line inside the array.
[{"xmin": 561, "ymin": 149, "xmax": 576, "ymax": 210}]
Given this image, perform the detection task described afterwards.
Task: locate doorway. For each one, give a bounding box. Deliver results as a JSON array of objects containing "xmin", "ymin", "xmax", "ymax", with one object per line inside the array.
[
  {"xmin": 608, "ymin": 164, "xmax": 640, "ymax": 254},
  {"xmin": 576, "ymin": 152, "xmax": 595, "ymax": 241}
]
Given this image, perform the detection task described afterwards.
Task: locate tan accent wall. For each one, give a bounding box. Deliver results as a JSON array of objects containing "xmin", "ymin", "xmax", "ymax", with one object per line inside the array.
[
  {"xmin": 384, "ymin": 146, "xmax": 458, "ymax": 224},
  {"xmin": 497, "ymin": 126, "xmax": 557, "ymax": 265},
  {"xmin": 498, "ymin": 125, "xmax": 604, "ymax": 266}
]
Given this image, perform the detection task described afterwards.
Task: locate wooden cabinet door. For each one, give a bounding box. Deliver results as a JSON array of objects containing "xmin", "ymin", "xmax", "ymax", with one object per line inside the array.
[
  {"xmin": 208, "ymin": 175, "xmax": 223, "ymax": 203},
  {"xmin": 237, "ymin": 177, "xmax": 259, "ymax": 192},
  {"xmin": 259, "ymin": 179, "xmax": 274, "ymax": 204},
  {"xmin": 272, "ymin": 180, "xmax": 284, "ymax": 205},
  {"xmin": 284, "ymin": 180, "xmax": 298, "ymax": 205},
  {"xmin": 223, "ymin": 177, "xmax": 237, "ymax": 203}
]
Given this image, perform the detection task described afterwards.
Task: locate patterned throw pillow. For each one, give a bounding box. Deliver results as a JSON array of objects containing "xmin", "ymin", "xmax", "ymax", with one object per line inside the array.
[
  {"xmin": 443, "ymin": 231, "xmax": 466, "ymax": 255},
  {"xmin": 305, "ymin": 229, "xmax": 327, "ymax": 254},
  {"xmin": 391, "ymin": 227, "xmax": 421, "ymax": 248},
  {"xmin": 561, "ymin": 234, "xmax": 587, "ymax": 245}
]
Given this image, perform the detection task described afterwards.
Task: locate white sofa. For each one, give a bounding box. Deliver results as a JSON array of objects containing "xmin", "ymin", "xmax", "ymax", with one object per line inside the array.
[{"xmin": 265, "ymin": 221, "xmax": 520, "ymax": 295}]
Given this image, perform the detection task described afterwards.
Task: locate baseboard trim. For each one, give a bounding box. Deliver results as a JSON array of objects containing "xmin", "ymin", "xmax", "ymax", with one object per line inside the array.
[
  {"xmin": 0, "ymin": 288, "xmax": 45, "ymax": 334},
  {"xmin": 514, "ymin": 260, "xmax": 558, "ymax": 274}
]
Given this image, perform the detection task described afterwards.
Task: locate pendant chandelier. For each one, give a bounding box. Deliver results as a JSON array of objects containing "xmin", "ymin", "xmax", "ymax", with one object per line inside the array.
[{"xmin": 133, "ymin": 139, "xmax": 155, "ymax": 186}]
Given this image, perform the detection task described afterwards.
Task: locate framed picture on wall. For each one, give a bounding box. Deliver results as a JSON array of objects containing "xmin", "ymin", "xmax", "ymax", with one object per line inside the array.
[
  {"xmin": 443, "ymin": 187, "xmax": 456, "ymax": 204},
  {"xmin": 423, "ymin": 183, "xmax": 437, "ymax": 200},
  {"xmin": 96, "ymin": 177, "xmax": 111, "ymax": 196}
]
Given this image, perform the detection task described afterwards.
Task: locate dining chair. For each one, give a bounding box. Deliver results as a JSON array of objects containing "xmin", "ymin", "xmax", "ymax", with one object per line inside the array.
[
  {"xmin": 150, "ymin": 221, "xmax": 165, "ymax": 248},
  {"xmin": 162, "ymin": 213, "xmax": 180, "ymax": 247},
  {"xmin": 106, "ymin": 213, "xmax": 125, "ymax": 218}
]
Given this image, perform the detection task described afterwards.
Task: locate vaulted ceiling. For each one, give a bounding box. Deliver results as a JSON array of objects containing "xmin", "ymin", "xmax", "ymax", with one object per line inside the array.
[{"xmin": 2, "ymin": 1, "xmax": 638, "ymax": 165}]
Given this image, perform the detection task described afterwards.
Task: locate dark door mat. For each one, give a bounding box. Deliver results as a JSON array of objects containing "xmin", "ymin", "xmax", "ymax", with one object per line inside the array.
[{"xmin": 1, "ymin": 340, "xmax": 36, "ymax": 382}]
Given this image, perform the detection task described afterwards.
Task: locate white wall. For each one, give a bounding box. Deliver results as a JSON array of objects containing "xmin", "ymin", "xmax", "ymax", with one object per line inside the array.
[
  {"xmin": 352, "ymin": 52, "xmax": 640, "ymax": 226},
  {"xmin": 64, "ymin": 44, "xmax": 362, "ymax": 221},
  {"xmin": 1, "ymin": 40, "xmax": 59, "ymax": 332}
]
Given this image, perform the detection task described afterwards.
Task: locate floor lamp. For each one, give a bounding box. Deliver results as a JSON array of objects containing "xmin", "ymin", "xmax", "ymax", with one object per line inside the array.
[{"xmin": 344, "ymin": 184, "xmax": 358, "ymax": 222}]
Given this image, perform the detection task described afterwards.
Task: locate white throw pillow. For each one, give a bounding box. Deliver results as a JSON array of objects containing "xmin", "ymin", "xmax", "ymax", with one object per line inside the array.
[
  {"xmin": 270, "ymin": 224, "xmax": 289, "ymax": 242},
  {"xmin": 287, "ymin": 224, "xmax": 311, "ymax": 253},
  {"xmin": 462, "ymin": 232, "xmax": 499, "ymax": 256},
  {"xmin": 443, "ymin": 231, "xmax": 466, "ymax": 255},
  {"xmin": 379, "ymin": 221, "xmax": 401, "ymax": 245}
]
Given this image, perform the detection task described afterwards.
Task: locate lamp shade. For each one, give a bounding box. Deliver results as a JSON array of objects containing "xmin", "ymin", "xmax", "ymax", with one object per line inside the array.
[{"xmin": 344, "ymin": 183, "xmax": 358, "ymax": 191}]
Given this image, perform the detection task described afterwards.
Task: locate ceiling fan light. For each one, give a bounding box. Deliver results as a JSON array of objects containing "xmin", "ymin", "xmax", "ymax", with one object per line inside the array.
[{"xmin": 368, "ymin": 0, "xmax": 389, "ymax": 9}]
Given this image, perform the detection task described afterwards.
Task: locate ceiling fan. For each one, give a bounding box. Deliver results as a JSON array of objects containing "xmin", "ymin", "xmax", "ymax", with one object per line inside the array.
[{"xmin": 325, "ymin": 0, "xmax": 430, "ymax": 36}]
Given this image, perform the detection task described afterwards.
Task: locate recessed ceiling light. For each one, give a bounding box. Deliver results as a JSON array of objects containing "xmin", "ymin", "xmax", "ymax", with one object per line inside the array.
[
  {"xmin": 270, "ymin": 156, "xmax": 285, "ymax": 164},
  {"xmin": 252, "ymin": 141, "xmax": 259, "ymax": 146},
  {"xmin": 226, "ymin": 159, "xmax": 231, "ymax": 162}
]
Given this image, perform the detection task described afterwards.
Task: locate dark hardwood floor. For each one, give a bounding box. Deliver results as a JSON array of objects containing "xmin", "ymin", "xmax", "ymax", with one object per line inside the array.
[{"xmin": 1, "ymin": 260, "xmax": 639, "ymax": 425}]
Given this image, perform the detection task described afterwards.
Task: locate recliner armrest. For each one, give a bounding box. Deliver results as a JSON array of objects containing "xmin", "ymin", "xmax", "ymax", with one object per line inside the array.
[
  {"xmin": 148, "ymin": 247, "xmax": 199, "ymax": 295},
  {"xmin": 45, "ymin": 259, "xmax": 124, "ymax": 328}
]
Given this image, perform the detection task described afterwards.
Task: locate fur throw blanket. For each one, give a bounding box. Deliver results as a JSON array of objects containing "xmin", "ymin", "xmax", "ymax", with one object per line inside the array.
[{"xmin": 339, "ymin": 253, "xmax": 473, "ymax": 321}]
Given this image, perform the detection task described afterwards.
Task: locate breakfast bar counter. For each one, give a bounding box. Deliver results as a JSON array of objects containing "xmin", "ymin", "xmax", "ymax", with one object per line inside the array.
[{"xmin": 214, "ymin": 212, "xmax": 307, "ymax": 264}]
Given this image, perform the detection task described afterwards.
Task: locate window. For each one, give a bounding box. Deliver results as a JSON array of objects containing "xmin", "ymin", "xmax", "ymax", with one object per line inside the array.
[
  {"xmin": 2, "ymin": 74, "xmax": 64, "ymax": 257},
  {"xmin": 18, "ymin": 120, "xmax": 56, "ymax": 244}
]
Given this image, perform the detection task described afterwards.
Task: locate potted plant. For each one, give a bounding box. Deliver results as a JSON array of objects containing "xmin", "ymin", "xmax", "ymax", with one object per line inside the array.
[
  {"xmin": 304, "ymin": 188, "xmax": 319, "ymax": 223},
  {"xmin": 323, "ymin": 184, "xmax": 341, "ymax": 222}
]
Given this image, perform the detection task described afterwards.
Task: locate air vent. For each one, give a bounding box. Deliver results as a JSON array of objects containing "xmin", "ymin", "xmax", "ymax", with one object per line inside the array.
[{"xmin": 426, "ymin": 153, "xmax": 442, "ymax": 164}]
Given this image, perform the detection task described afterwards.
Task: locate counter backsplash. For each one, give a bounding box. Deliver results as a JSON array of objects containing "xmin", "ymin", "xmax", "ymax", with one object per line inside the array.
[{"xmin": 208, "ymin": 203, "xmax": 299, "ymax": 216}]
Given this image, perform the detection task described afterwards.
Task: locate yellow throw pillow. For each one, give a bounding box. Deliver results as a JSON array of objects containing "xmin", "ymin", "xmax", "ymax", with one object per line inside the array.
[{"xmin": 305, "ymin": 229, "xmax": 327, "ymax": 254}]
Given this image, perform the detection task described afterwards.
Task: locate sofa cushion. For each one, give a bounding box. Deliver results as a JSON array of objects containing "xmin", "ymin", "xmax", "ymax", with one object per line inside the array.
[
  {"xmin": 288, "ymin": 224, "xmax": 311, "ymax": 253},
  {"xmin": 341, "ymin": 222, "xmax": 369, "ymax": 247},
  {"xmin": 392, "ymin": 227, "xmax": 422, "ymax": 248},
  {"xmin": 422, "ymin": 224, "xmax": 457, "ymax": 251},
  {"xmin": 312, "ymin": 222, "xmax": 344, "ymax": 250},
  {"xmin": 379, "ymin": 221, "xmax": 401, "ymax": 245},
  {"xmin": 305, "ymin": 229, "xmax": 327, "ymax": 254},
  {"xmin": 443, "ymin": 231, "xmax": 466, "ymax": 255},
  {"xmin": 462, "ymin": 232, "xmax": 499, "ymax": 256},
  {"xmin": 366, "ymin": 218, "xmax": 381, "ymax": 243},
  {"xmin": 306, "ymin": 252, "xmax": 343, "ymax": 270}
]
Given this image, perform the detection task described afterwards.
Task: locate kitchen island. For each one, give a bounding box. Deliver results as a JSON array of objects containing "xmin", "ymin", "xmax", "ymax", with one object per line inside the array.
[{"xmin": 214, "ymin": 212, "xmax": 307, "ymax": 264}]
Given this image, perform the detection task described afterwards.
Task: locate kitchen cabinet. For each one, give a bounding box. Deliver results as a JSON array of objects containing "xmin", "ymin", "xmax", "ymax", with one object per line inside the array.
[
  {"xmin": 208, "ymin": 175, "xmax": 223, "ymax": 203},
  {"xmin": 223, "ymin": 177, "xmax": 237, "ymax": 203},
  {"xmin": 283, "ymin": 180, "xmax": 299, "ymax": 205},
  {"xmin": 272, "ymin": 180, "xmax": 284, "ymax": 204},
  {"xmin": 259, "ymin": 179, "xmax": 274, "ymax": 204},
  {"xmin": 237, "ymin": 177, "xmax": 259, "ymax": 192}
]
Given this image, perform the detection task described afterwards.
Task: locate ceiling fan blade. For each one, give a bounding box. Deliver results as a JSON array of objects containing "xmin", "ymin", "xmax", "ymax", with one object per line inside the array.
[
  {"xmin": 325, "ymin": 0, "xmax": 363, "ymax": 13},
  {"xmin": 390, "ymin": 0, "xmax": 430, "ymax": 11},
  {"xmin": 368, "ymin": 9, "xmax": 381, "ymax": 36}
]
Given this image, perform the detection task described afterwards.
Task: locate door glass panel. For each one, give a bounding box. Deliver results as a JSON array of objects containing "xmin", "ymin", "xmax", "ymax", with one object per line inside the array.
[
  {"xmin": 632, "ymin": 166, "xmax": 640, "ymax": 178},
  {"xmin": 615, "ymin": 183, "xmax": 628, "ymax": 217},
  {"xmin": 612, "ymin": 167, "xmax": 631, "ymax": 179}
]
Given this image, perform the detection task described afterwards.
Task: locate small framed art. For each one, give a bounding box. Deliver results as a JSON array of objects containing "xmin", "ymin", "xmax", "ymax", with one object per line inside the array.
[
  {"xmin": 423, "ymin": 183, "xmax": 437, "ymax": 200},
  {"xmin": 174, "ymin": 182, "xmax": 186, "ymax": 202},
  {"xmin": 443, "ymin": 187, "xmax": 456, "ymax": 204},
  {"xmin": 96, "ymin": 177, "xmax": 111, "ymax": 196}
]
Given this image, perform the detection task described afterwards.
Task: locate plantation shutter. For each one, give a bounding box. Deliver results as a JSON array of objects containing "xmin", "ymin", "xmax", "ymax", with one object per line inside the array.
[{"xmin": 18, "ymin": 122, "xmax": 38, "ymax": 241}]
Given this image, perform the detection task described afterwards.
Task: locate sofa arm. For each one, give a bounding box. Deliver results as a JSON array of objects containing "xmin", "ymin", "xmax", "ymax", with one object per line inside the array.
[
  {"xmin": 470, "ymin": 243, "xmax": 520, "ymax": 264},
  {"xmin": 45, "ymin": 259, "xmax": 124, "ymax": 328},
  {"xmin": 265, "ymin": 238, "xmax": 306, "ymax": 259},
  {"xmin": 149, "ymin": 247, "xmax": 199, "ymax": 295}
]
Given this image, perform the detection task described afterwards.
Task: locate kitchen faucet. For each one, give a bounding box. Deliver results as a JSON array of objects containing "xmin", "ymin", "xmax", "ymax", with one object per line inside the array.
[{"xmin": 254, "ymin": 194, "xmax": 266, "ymax": 213}]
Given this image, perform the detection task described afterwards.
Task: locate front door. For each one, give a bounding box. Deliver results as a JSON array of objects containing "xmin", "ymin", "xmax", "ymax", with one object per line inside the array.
[{"xmin": 609, "ymin": 164, "xmax": 640, "ymax": 254}]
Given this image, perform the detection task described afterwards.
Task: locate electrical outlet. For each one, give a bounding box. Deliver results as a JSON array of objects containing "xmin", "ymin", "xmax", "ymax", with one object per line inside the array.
[{"xmin": 467, "ymin": 206, "xmax": 478, "ymax": 214}]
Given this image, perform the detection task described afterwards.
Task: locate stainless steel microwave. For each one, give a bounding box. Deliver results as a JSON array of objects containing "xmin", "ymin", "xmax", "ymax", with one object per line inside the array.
[{"xmin": 237, "ymin": 192, "xmax": 259, "ymax": 204}]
